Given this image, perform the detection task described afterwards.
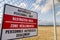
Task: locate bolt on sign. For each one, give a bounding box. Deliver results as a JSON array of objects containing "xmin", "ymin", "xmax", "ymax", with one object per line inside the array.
[{"xmin": 1, "ymin": 4, "xmax": 38, "ymax": 40}]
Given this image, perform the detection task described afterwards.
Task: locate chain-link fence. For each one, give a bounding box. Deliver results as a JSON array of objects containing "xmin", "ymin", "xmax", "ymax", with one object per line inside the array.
[
  {"xmin": 0, "ymin": 0, "xmax": 55, "ymax": 40},
  {"xmin": 0, "ymin": 0, "xmax": 38, "ymax": 40}
]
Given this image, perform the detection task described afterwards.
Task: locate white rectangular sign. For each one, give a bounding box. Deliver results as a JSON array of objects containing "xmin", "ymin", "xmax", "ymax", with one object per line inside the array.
[{"xmin": 1, "ymin": 4, "xmax": 38, "ymax": 40}]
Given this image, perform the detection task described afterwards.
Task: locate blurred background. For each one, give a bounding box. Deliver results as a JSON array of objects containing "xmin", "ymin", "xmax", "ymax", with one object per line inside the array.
[{"xmin": 0, "ymin": 0, "xmax": 60, "ymax": 40}]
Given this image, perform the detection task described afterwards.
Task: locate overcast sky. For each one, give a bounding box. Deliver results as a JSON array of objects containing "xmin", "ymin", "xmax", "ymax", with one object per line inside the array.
[{"xmin": 0, "ymin": 0, "xmax": 60, "ymax": 25}]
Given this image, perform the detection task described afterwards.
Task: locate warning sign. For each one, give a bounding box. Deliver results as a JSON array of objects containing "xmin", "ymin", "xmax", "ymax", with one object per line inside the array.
[{"xmin": 1, "ymin": 4, "xmax": 38, "ymax": 40}]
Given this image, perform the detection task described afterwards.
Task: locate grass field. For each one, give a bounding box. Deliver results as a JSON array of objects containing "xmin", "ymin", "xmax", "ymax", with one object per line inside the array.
[
  {"xmin": 56, "ymin": 26, "xmax": 60, "ymax": 40},
  {"xmin": 1, "ymin": 26, "xmax": 59, "ymax": 40},
  {"xmin": 19, "ymin": 26, "xmax": 54, "ymax": 40}
]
